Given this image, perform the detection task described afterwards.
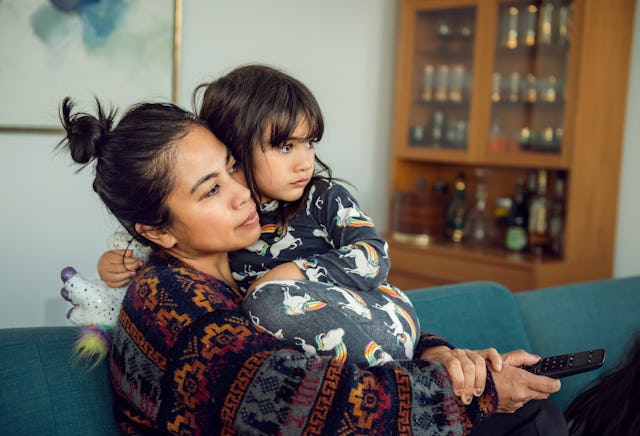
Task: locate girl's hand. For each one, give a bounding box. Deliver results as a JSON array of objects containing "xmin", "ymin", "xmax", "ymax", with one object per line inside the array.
[
  {"xmin": 420, "ymin": 346, "xmax": 502, "ymax": 405},
  {"xmin": 97, "ymin": 249, "xmax": 143, "ymax": 288}
]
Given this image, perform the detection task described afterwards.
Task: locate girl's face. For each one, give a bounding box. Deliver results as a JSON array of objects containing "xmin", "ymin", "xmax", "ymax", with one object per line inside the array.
[
  {"xmin": 161, "ymin": 125, "xmax": 260, "ymax": 269},
  {"xmin": 253, "ymin": 118, "xmax": 316, "ymax": 204}
]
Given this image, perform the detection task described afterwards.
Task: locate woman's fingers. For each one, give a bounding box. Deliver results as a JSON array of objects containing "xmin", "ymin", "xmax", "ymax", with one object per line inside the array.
[{"xmin": 478, "ymin": 347, "xmax": 503, "ymax": 371}]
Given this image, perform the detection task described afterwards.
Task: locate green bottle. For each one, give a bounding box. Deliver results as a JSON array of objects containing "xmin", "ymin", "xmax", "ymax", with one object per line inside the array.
[{"xmin": 505, "ymin": 179, "xmax": 528, "ymax": 252}]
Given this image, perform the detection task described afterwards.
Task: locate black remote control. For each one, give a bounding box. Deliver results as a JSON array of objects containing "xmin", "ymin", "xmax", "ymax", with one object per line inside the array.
[{"xmin": 521, "ymin": 348, "xmax": 606, "ymax": 378}]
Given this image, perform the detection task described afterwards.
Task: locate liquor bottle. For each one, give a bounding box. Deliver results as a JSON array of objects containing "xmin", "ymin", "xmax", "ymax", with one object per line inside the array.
[
  {"xmin": 465, "ymin": 169, "xmax": 495, "ymax": 247},
  {"xmin": 528, "ymin": 169, "xmax": 551, "ymax": 255},
  {"xmin": 505, "ymin": 179, "xmax": 528, "ymax": 252},
  {"xmin": 549, "ymin": 173, "xmax": 566, "ymax": 256},
  {"xmin": 523, "ymin": 169, "xmax": 537, "ymax": 228},
  {"xmin": 494, "ymin": 196, "xmax": 512, "ymax": 248},
  {"xmin": 445, "ymin": 173, "xmax": 468, "ymax": 243}
]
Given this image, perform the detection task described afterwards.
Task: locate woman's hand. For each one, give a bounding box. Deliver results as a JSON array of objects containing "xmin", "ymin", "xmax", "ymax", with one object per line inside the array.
[
  {"xmin": 420, "ymin": 346, "xmax": 502, "ymax": 405},
  {"xmin": 491, "ymin": 349, "xmax": 561, "ymax": 413},
  {"xmin": 97, "ymin": 249, "xmax": 143, "ymax": 288}
]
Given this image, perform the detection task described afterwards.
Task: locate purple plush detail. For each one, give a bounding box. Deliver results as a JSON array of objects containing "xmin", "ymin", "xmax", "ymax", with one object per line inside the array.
[
  {"xmin": 66, "ymin": 306, "xmax": 75, "ymax": 320},
  {"xmin": 61, "ymin": 266, "xmax": 77, "ymax": 282},
  {"xmin": 61, "ymin": 287, "xmax": 71, "ymax": 302}
]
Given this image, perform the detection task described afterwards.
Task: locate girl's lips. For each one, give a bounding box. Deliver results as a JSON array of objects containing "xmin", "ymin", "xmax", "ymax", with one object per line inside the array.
[
  {"xmin": 292, "ymin": 178, "xmax": 310, "ymax": 187},
  {"xmin": 240, "ymin": 210, "xmax": 259, "ymax": 228}
]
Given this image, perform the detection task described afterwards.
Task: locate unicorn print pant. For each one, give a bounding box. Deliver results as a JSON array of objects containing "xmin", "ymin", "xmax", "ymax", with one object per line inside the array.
[{"xmin": 241, "ymin": 280, "xmax": 420, "ymax": 367}]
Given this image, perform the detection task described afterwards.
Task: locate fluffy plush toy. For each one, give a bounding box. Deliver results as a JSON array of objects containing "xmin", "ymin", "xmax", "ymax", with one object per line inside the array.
[{"xmin": 60, "ymin": 231, "xmax": 150, "ymax": 365}]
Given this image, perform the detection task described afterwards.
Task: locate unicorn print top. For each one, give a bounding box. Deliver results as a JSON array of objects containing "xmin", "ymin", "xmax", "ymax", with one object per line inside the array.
[{"xmin": 229, "ymin": 179, "xmax": 392, "ymax": 293}]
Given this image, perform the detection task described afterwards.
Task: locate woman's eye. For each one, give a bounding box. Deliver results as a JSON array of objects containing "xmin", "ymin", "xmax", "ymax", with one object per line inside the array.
[
  {"xmin": 307, "ymin": 140, "xmax": 317, "ymax": 149},
  {"xmin": 204, "ymin": 184, "xmax": 220, "ymax": 198}
]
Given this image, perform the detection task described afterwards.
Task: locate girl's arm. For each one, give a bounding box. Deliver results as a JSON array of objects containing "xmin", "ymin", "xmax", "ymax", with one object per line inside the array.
[
  {"xmin": 97, "ymin": 249, "xmax": 142, "ymax": 288},
  {"xmin": 294, "ymin": 181, "xmax": 391, "ymax": 291}
]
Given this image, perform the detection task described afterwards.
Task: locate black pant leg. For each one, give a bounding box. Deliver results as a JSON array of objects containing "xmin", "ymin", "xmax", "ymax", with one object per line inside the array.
[{"xmin": 470, "ymin": 400, "xmax": 568, "ymax": 436}]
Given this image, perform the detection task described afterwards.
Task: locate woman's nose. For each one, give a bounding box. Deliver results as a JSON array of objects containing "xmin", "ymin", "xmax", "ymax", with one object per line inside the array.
[{"xmin": 231, "ymin": 177, "xmax": 252, "ymax": 208}]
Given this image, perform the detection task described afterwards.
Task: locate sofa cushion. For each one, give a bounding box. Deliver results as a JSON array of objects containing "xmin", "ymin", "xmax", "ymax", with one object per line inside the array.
[
  {"xmin": 408, "ymin": 281, "xmax": 533, "ymax": 353},
  {"xmin": 516, "ymin": 275, "xmax": 640, "ymax": 410},
  {"xmin": 0, "ymin": 327, "xmax": 118, "ymax": 435}
]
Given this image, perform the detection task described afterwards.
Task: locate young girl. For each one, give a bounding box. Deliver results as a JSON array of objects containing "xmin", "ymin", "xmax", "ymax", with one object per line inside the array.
[{"xmin": 199, "ymin": 64, "xmax": 422, "ymax": 366}]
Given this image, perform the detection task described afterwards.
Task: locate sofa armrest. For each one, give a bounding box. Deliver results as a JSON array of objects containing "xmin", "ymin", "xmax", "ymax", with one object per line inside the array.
[
  {"xmin": 516, "ymin": 275, "xmax": 640, "ymax": 410},
  {"xmin": 0, "ymin": 327, "xmax": 118, "ymax": 435}
]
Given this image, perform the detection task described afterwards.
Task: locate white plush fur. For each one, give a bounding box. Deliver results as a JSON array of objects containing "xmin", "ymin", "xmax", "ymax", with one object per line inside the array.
[{"xmin": 60, "ymin": 232, "xmax": 151, "ymax": 328}]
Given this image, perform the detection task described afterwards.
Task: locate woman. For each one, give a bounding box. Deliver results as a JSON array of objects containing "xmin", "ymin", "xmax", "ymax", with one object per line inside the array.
[{"xmin": 58, "ymin": 97, "xmax": 565, "ymax": 435}]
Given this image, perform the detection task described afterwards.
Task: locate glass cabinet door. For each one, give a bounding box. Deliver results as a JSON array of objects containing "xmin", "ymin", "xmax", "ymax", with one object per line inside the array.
[
  {"xmin": 488, "ymin": 0, "xmax": 572, "ymax": 155},
  {"xmin": 407, "ymin": 6, "xmax": 476, "ymax": 151}
]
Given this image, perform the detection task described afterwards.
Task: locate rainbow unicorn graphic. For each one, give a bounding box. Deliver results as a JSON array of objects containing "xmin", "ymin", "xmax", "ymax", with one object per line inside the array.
[
  {"xmin": 280, "ymin": 287, "xmax": 327, "ymax": 316},
  {"xmin": 333, "ymin": 197, "xmax": 374, "ymax": 228},
  {"xmin": 373, "ymin": 296, "xmax": 418, "ymax": 359},
  {"xmin": 364, "ymin": 341, "xmax": 394, "ymax": 366},
  {"xmin": 316, "ymin": 328, "xmax": 347, "ymax": 364},
  {"xmin": 340, "ymin": 242, "xmax": 380, "ymax": 279}
]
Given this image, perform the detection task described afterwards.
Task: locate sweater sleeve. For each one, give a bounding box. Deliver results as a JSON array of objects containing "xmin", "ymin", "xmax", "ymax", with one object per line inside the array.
[
  {"xmin": 293, "ymin": 181, "xmax": 391, "ymax": 291},
  {"xmin": 156, "ymin": 301, "xmax": 497, "ymax": 435}
]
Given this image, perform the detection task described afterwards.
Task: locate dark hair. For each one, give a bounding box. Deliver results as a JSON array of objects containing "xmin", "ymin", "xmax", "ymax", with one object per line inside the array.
[
  {"xmin": 57, "ymin": 97, "xmax": 207, "ymax": 247},
  {"xmin": 564, "ymin": 334, "xmax": 640, "ymax": 435},
  {"xmin": 195, "ymin": 64, "xmax": 332, "ymax": 231}
]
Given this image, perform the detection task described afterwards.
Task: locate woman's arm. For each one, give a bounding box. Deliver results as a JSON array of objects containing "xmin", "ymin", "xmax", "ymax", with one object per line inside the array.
[{"xmin": 157, "ymin": 305, "xmax": 498, "ymax": 435}]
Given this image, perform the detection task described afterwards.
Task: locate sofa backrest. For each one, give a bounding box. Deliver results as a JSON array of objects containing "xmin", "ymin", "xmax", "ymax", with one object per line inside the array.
[
  {"xmin": 408, "ymin": 281, "xmax": 533, "ymax": 353},
  {"xmin": 515, "ymin": 275, "xmax": 640, "ymax": 411},
  {"xmin": 0, "ymin": 326, "xmax": 118, "ymax": 435}
]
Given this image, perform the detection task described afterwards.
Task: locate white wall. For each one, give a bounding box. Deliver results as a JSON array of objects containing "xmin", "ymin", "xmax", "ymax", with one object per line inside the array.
[
  {"xmin": 614, "ymin": 0, "xmax": 640, "ymax": 278},
  {"xmin": 0, "ymin": 0, "xmax": 637, "ymax": 328}
]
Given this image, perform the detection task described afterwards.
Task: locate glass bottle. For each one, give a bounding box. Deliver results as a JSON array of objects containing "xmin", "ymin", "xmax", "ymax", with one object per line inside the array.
[
  {"xmin": 528, "ymin": 169, "xmax": 551, "ymax": 255},
  {"xmin": 549, "ymin": 173, "xmax": 566, "ymax": 255},
  {"xmin": 506, "ymin": 179, "xmax": 528, "ymax": 252},
  {"xmin": 465, "ymin": 169, "xmax": 495, "ymax": 247},
  {"xmin": 523, "ymin": 169, "xmax": 537, "ymax": 228},
  {"xmin": 445, "ymin": 173, "xmax": 468, "ymax": 243},
  {"xmin": 494, "ymin": 196, "xmax": 512, "ymax": 248}
]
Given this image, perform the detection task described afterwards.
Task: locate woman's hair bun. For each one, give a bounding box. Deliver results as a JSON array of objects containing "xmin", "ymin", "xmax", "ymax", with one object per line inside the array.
[{"xmin": 59, "ymin": 97, "xmax": 115, "ymax": 164}]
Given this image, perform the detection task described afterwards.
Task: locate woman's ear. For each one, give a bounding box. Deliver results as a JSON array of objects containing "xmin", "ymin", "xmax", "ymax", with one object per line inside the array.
[{"xmin": 135, "ymin": 223, "xmax": 176, "ymax": 249}]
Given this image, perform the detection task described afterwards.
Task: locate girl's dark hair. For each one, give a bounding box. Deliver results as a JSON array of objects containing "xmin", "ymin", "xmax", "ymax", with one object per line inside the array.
[
  {"xmin": 564, "ymin": 334, "xmax": 640, "ymax": 435},
  {"xmin": 195, "ymin": 64, "xmax": 332, "ymax": 231},
  {"xmin": 57, "ymin": 97, "xmax": 207, "ymax": 247}
]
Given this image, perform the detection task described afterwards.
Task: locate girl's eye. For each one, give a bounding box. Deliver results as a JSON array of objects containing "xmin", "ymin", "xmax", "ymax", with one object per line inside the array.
[
  {"xmin": 229, "ymin": 160, "xmax": 240, "ymax": 173},
  {"xmin": 277, "ymin": 142, "xmax": 293, "ymax": 153},
  {"xmin": 307, "ymin": 140, "xmax": 317, "ymax": 149}
]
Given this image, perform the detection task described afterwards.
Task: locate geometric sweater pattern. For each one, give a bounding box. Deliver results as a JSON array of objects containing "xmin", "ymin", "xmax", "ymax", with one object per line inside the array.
[{"xmin": 110, "ymin": 251, "xmax": 497, "ymax": 435}]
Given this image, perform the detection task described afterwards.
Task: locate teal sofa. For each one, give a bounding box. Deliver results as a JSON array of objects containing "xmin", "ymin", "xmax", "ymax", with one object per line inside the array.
[{"xmin": 1, "ymin": 276, "xmax": 639, "ymax": 435}]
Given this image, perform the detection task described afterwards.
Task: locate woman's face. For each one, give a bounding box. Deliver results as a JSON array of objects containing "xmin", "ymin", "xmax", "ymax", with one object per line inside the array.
[{"xmin": 162, "ymin": 125, "xmax": 260, "ymax": 264}]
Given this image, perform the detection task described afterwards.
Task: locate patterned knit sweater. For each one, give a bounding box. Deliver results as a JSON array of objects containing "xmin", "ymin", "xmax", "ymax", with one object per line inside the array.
[{"xmin": 109, "ymin": 251, "xmax": 498, "ymax": 435}]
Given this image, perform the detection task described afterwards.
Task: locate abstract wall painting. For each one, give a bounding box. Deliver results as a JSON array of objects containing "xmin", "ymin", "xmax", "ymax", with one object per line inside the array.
[{"xmin": 0, "ymin": 0, "xmax": 180, "ymax": 132}]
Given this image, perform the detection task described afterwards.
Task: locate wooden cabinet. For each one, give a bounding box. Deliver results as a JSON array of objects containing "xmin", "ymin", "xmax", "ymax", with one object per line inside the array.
[{"xmin": 387, "ymin": 0, "xmax": 635, "ymax": 291}]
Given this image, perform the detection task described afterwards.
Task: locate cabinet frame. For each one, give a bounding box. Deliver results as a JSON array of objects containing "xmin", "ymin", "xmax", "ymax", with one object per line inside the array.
[{"xmin": 388, "ymin": 0, "xmax": 635, "ymax": 291}]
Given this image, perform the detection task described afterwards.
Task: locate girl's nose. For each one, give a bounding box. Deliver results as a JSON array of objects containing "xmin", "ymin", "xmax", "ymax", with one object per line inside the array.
[{"xmin": 295, "ymin": 147, "xmax": 314, "ymax": 172}]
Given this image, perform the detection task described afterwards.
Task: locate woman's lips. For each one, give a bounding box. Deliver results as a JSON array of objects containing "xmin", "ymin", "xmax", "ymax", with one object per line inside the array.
[{"xmin": 240, "ymin": 210, "xmax": 259, "ymax": 228}]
